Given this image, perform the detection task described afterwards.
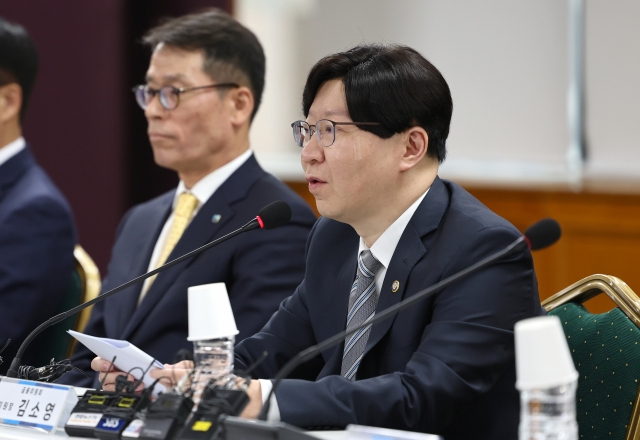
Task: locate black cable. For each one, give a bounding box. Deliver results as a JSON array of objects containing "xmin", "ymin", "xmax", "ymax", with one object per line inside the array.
[
  {"xmin": 234, "ymin": 351, "xmax": 268, "ymax": 378},
  {"xmin": 0, "ymin": 338, "xmax": 10, "ymax": 365},
  {"xmin": 99, "ymin": 356, "xmax": 117, "ymax": 391},
  {"xmin": 7, "ymin": 219, "xmax": 260, "ymax": 378}
]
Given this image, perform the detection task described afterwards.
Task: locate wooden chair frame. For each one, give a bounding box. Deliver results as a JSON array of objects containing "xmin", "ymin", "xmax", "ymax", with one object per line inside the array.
[{"xmin": 542, "ymin": 274, "xmax": 640, "ymax": 440}]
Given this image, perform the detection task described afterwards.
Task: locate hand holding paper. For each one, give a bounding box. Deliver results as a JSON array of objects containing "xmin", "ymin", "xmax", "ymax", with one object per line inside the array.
[{"xmin": 68, "ymin": 330, "xmax": 166, "ymax": 397}]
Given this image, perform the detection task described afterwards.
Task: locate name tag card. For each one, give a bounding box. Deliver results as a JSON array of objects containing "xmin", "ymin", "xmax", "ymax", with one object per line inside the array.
[{"xmin": 0, "ymin": 376, "xmax": 78, "ymax": 434}]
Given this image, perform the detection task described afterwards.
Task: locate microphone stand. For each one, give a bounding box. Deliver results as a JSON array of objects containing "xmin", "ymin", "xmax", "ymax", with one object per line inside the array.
[{"xmin": 5, "ymin": 218, "xmax": 261, "ymax": 378}]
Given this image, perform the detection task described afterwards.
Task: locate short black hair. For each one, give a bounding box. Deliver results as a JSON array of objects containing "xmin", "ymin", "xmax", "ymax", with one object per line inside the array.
[
  {"xmin": 143, "ymin": 8, "xmax": 265, "ymax": 121},
  {"xmin": 302, "ymin": 44, "xmax": 452, "ymax": 163},
  {"xmin": 0, "ymin": 16, "xmax": 39, "ymax": 122}
]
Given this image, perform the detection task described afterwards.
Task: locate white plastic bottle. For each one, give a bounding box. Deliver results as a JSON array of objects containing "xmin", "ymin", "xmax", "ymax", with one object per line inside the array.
[
  {"xmin": 515, "ymin": 316, "xmax": 579, "ymax": 440},
  {"xmin": 187, "ymin": 283, "xmax": 240, "ymax": 404},
  {"xmin": 192, "ymin": 336, "xmax": 235, "ymax": 400},
  {"xmin": 518, "ymin": 380, "xmax": 578, "ymax": 440}
]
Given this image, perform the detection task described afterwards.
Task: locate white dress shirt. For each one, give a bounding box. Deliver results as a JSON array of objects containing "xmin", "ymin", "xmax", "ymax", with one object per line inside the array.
[
  {"xmin": 138, "ymin": 149, "xmax": 253, "ymax": 301},
  {"xmin": 259, "ymin": 187, "xmax": 430, "ymax": 421},
  {"xmin": 0, "ymin": 137, "xmax": 26, "ymax": 167}
]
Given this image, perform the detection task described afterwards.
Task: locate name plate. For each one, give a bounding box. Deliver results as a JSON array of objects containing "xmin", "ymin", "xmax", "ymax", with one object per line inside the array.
[{"xmin": 0, "ymin": 376, "xmax": 78, "ymax": 434}]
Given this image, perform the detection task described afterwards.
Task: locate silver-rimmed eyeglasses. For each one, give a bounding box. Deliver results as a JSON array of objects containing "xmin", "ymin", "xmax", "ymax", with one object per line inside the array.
[
  {"xmin": 291, "ymin": 119, "xmax": 381, "ymax": 148},
  {"xmin": 133, "ymin": 83, "xmax": 239, "ymax": 110}
]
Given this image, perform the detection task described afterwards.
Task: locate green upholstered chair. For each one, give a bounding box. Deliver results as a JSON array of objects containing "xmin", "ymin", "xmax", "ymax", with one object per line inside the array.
[
  {"xmin": 543, "ymin": 274, "xmax": 640, "ymax": 440},
  {"xmin": 31, "ymin": 245, "xmax": 101, "ymax": 366}
]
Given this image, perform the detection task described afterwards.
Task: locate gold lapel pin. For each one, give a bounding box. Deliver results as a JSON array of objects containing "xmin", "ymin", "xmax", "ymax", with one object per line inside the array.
[{"xmin": 391, "ymin": 280, "xmax": 400, "ymax": 293}]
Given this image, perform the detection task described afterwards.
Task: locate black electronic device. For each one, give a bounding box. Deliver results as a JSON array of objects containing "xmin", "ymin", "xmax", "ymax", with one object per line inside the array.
[
  {"xmin": 179, "ymin": 386, "xmax": 249, "ymax": 440},
  {"xmin": 93, "ymin": 393, "xmax": 151, "ymax": 440},
  {"xmin": 65, "ymin": 391, "xmax": 120, "ymax": 438},
  {"xmin": 137, "ymin": 392, "xmax": 195, "ymax": 440}
]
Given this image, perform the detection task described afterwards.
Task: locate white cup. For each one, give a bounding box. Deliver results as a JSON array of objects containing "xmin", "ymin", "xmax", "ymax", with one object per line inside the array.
[
  {"xmin": 515, "ymin": 315, "xmax": 578, "ymax": 390},
  {"xmin": 187, "ymin": 282, "xmax": 239, "ymax": 341}
]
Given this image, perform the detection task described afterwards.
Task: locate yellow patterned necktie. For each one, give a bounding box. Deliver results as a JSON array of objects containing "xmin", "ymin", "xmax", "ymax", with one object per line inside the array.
[{"xmin": 140, "ymin": 192, "xmax": 199, "ymax": 303}]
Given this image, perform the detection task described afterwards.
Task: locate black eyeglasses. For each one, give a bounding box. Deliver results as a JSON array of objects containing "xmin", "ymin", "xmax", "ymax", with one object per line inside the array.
[
  {"xmin": 132, "ymin": 83, "xmax": 239, "ymax": 110},
  {"xmin": 291, "ymin": 119, "xmax": 381, "ymax": 148}
]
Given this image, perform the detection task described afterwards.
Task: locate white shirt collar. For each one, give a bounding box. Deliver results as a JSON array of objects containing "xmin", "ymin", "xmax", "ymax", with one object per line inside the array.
[
  {"xmin": 173, "ymin": 149, "xmax": 253, "ymax": 208},
  {"xmin": 0, "ymin": 137, "xmax": 26, "ymax": 167},
  {"xmin": 358, "ymin": 188, "xmax": 430, "ymax": 270}
]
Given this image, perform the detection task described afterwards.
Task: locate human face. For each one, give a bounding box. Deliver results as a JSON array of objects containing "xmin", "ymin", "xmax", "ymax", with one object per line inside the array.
[
  {"xmin": 301, "ymin": 80, "xmax": 404, "ymax": 226},
  {"xmin": 144, "ymin": 44, "xmax": 235, "ymax": 181}
]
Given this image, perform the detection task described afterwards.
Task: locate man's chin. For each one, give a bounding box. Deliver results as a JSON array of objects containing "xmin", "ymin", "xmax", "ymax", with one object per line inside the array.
[
  {"xmin": 316, "ymin": 201, "xmax": 343, "ymax": 222},
  {"xmin": 151, "ymin": 151, "xmax": 181, "ymax": 172}
]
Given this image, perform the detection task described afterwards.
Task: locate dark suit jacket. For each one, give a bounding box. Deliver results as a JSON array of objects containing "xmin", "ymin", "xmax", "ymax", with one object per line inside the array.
[
  {"xmin": 65, "ymin": 155, "xmax": 316, "ymax": 387},
  {"xmin": 0, "ymin": 146, "xmax": 76, "ymax": 374},
  {"xmin": 235, "ymin": 177, "xmax": 545, "ymax": 439}
]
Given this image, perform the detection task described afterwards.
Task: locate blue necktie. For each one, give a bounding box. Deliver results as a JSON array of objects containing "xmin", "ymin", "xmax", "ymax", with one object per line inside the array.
[{"xmin": 341, "ymin": 250, "xmax": 382, "ymax": 381}]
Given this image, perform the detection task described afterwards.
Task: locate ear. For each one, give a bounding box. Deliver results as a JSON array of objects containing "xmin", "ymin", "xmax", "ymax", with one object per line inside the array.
[
  {"xmin": 0, "ymin": 83, "xmax": 22, "ymax": 124},
  {"xmin": 228, "ymin": 86, "xmax": 254, "ymax": 127},
  {"xmin": 399, "ymin": 127, "xmax": 428, "ymax": 171}
]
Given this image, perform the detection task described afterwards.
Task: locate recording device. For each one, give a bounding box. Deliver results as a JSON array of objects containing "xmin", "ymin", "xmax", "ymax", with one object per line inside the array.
[
  {"xmin": 137, "ymin": 392, "xmax": 195, "ymax": 440},
  {"xmin": 65, "ymin": 391, "xmax": 120, "ymax": 437},
  {"xmin": 255, "ymin": 218, "xmax": 563, "ymax": 421},
  {"xmin": 65, "ymin": 360, "xmax": 152, "ymax": 439},
  {"xmin": 93, "ymin": 391, "xmax": 152, "ymax": 440},
  {"xmin": 179, "ymin": 385, "xmax": 249, "ymax": 440},
  {"xmin": 93, "ymin": 372, "xmax": 155, "ymax": 440},
  {"xmin": 4, "ymin": 200, "xmax": 293, "ymax": 379},
  {"xmin": 131, "ymin": 351, "xmax": 268, "ymax": 440}
]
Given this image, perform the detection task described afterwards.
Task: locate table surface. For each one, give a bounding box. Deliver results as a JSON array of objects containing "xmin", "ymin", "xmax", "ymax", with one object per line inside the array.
[
  {"xmin": 0, "ymin": 424, "xmax": 350, "ymax": 440},
  {"xmin": 0, "ymin": 387, "xmax": 438, "ymax": 440}
]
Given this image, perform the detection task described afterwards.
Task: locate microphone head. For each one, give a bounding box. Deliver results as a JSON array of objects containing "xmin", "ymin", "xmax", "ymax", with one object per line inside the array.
[
  {"xmin": 256, "ymin": 201, "xmax": 292, "ymax": 230},
  {"xmin": 524, "ymin": 218, "xmax": 561, "ymax": 251}
]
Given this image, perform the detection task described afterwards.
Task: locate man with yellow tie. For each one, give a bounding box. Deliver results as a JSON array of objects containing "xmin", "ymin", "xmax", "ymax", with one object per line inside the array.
[{"xmin": 63, "ymin": 9, "xmax": 316, "ymax": 387}]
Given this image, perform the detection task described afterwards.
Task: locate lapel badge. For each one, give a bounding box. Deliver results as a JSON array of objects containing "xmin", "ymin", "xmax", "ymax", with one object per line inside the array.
[
  {"xmin": 391, "ymin": 280, "xmax": 400, "ymax": 293},
  {"xmin": 211, "ymin": 214, "xmax": 222, "ymax": 224}
]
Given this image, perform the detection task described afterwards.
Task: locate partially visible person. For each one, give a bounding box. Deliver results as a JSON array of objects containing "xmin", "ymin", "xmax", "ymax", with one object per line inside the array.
[
  {"xmin": 64, "ymin": 9, "xmax": 316, "ymax": 387},
  {"xmin": 0, "ymin": 17, "xmax": 76, "ymax": 374}
]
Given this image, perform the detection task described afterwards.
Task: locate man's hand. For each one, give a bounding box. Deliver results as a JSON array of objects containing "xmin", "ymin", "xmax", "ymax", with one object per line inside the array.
[
  {"xmin": 149, "ymin": 360, "xmax": 194, "ymax": 390},
  {"xmin": 239, "ymin": 379, "xmax": 263, "ymax": 419},
  {"xmin": 90, "ymin": 357, "xmax": 194, "ymax": 392},
  {"xmin": 90, "ymin": 356, "xmax": 141, "ymax": 392}
]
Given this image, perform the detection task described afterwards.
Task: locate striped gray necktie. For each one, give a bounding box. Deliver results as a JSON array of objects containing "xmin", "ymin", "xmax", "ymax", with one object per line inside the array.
[{"xmin": 341, "ymin": 250, "xmax": 383, "ymax": 381}]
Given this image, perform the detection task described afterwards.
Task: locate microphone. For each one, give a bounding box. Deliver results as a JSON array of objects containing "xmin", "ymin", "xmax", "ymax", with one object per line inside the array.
[
  {"xmin": 523, "ymin": 218, "xmax": 561, "ymax": 251},
  {"xmin": 256, "ymin": 218, "xmax": 561, "ymax": 420},
  {"xmin": 5, "ymin": 200, "xmax": 293, "ymax": 379}
]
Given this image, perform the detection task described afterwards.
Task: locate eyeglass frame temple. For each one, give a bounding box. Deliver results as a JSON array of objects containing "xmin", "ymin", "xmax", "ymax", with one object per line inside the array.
[
  {"xmin": 291, "ymin": 120, "xmax": 381, "ymax": 146},
  {"xmin": 132, "ymin": 83, "xmax": 240, "ymax": 109}
]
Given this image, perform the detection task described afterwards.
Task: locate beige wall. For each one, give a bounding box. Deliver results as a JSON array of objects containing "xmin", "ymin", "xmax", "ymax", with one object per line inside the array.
[{"xmin": 237, "ymin": 0, "xmax": 640, "ymax": 188}]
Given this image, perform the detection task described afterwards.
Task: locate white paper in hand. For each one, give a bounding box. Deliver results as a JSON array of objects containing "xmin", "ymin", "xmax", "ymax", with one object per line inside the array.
[{"xmin": 68, "ymin": 330, "xmax": 166, "ymax": 397}]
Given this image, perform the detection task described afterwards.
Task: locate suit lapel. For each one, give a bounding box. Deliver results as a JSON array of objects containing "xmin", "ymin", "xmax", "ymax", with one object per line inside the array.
[
  {"xmin": 120, "ymin": 155, "xmax": 264, "ymax": 340},
  {"xmin": 364, "ymin": 177, "xmax": 450, "ymax": 356},
  {"xmin": 116, "ymin": 193, "xmax": 173, "ymax": 334},
  {"xmin": 0, "ymin": 147, "xmax": 34, "ymax": 200},
  {"xmin": 319, "ymin": 238, "xmax": 359, "ymax": 373},
  {"xmin": 120, "ymin": 192, "xmax": 234, "ymax": 340}
]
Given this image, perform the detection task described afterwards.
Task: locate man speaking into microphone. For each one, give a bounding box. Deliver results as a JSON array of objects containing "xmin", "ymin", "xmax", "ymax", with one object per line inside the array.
[
  {"xmin": 65, "ymin": 9, "xmax": 316, "ymax": 386},
  {"xmin": 102, "ymin": 44, "xmax": 544, "ymax": 438}
]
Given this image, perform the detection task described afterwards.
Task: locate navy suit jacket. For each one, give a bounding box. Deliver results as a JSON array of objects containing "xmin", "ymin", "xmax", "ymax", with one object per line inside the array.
[
  {"xmin": 235, "ymin": 177, "xmax": 545, "ymax": 439},
  {"xmin": 65, "ymin": 155, "xmax": 316, "ymax": 387},
  {"xmin": 0, "ymin": 146, "xmax": 76, "ymax": 374}
]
